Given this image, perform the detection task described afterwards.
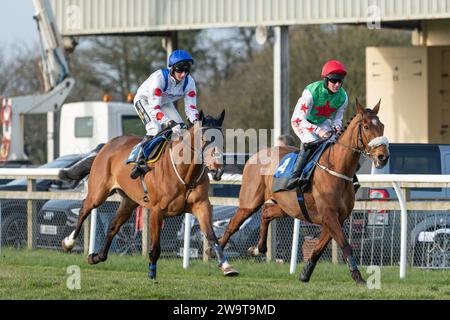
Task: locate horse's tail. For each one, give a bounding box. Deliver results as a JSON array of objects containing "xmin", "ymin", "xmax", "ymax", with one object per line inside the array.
[{"xmin": 58, "ymin": 143, "xmax": 105, "ymax": 181}]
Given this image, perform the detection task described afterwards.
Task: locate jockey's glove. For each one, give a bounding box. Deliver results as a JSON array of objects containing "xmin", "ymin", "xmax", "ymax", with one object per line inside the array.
[
  {"xmin": 163, "ymin": 120, "xmax": 177, "ymax": 129},
  {"xmin": 332, "ymin": 125, "xmax": 342, "ymax": 133},
  {"xmin": 317, "ymin": 128, "xmax": 332, "ymax": 139},
  {"xmin": 171, "ymin": 124, "xmax": 183, "ymax": 136}
]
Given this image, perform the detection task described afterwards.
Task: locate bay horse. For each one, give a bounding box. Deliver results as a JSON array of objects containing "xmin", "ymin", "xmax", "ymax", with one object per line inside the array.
[
  {"xmin": 60, "ymin": 110, "xmax": 239, "ymax": 279},
  {"xmin": 218, "ymin": 99, "xmax": 389, "ymax": 284}
]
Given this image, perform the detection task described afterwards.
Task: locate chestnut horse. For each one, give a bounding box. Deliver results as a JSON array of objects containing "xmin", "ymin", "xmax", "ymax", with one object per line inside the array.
[
  {"xmin": 60, "ymin": 110, "xmax": 239, "ymax": 279},
  {"xmin": 218, "ymin": 100, "xmax": 389, "ymax": 284}
]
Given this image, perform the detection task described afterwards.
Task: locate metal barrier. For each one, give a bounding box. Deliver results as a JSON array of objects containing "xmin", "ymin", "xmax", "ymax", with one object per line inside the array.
[{"xmin": 0, "ymin": 168, "xmax": 449, "ymax": 279}]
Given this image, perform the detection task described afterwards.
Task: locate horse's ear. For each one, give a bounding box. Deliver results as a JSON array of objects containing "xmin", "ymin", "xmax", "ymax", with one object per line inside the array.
[
  {"xmin": 355, "ymin": 98, "xmax": 364, "ymax": 115},
  {"xmin": 199, "ymin": 110, "xmax": 205, "ymax": 121},
  {"xmin": 217, "ymin": 109, "xmax": 225, "ymax": 126},
  {"xmin": 372, "ymin": 99, "xmax": 381, "ymax": 115}
]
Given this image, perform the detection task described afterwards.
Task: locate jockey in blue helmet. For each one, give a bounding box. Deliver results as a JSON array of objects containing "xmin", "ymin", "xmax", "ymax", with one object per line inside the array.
[{"xmin": 131, "ymin": 49, "xmax": 200, "ymax": 179}]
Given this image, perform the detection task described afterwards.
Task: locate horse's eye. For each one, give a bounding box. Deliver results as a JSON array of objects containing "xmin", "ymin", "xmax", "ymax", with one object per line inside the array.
[{"xmin": 364, "ymin": 125, "xmax": 369, "ymax": 130}]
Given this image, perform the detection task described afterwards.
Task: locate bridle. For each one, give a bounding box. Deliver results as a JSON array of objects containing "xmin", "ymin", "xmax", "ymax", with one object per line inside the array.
[
  {"xmin": 169, "ymin": 124, "xmax": 223, "ymax": 189},
  {"xmin": 316, "ymin": 113, "xmax": 389, "ymax": 182},
  {"xmin": 334, "ymin": 114, "xmax": 388, "ymax": 159}
]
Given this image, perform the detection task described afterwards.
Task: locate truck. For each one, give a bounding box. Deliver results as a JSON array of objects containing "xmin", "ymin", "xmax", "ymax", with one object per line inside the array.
[{"xmin": 58, "ymin": 101, "xmax": 143, "ymax": 156}]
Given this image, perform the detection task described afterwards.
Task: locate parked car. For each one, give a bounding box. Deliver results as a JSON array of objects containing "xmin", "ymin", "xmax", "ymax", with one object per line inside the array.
[
  {"xmin": 33, "ymin": 153, "xmax": 251, "ymax": 256},
  {"xmin": 0, "ymin": 154, "xmax": 84, "ymax": 248},
  {"xmin": 356, "ymin": 143, "xmax": 450, "ymax": 267},
  {"xmin": 177, "ymin": 205, "xmax": 263, "ymax": 258},
  {"xmin": 36, "ymin": 199, "xmax": 185, "ymax": 255},
  {"xmin": 0, "ymin": 159, "xmax": 31, "ymax": 185}
]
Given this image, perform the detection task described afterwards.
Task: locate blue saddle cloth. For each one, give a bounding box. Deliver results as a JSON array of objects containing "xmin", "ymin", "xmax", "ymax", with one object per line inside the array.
[
  {"xmin": 272, "ymin": 142, "xmax": 329, "ymax": 192},
  {"xmin": 125, "ymin": 131, "xmax": 172, "ymax": 165}
]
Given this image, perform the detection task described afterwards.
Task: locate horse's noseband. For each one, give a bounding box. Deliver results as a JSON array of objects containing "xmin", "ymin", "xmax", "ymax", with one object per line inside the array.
[{"xmin": 356, "ymin": 116, "xmax": 389, "ymax": 158}]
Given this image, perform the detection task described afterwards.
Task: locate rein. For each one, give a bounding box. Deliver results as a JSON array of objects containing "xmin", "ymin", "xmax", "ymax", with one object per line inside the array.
[
  {"xmin": 168, "ymin": 126, "xmax": 222, "ymax": 206},
  {"xmin": 169, "ymin": 146, "xmax": 206, "ymax": 189},
  {"xmin": 315, "ymin": 114, "xmax": 388, "ymax": 182},
  {"xmin": 333, "ymin": 116, "xmax": 370, "ymax": 157}
]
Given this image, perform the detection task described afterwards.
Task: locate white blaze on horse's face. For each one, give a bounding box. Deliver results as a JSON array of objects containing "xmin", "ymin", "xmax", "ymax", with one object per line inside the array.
[{"xmin": 362, "ymin": 110, "xmax": 390, "ymax": 169}]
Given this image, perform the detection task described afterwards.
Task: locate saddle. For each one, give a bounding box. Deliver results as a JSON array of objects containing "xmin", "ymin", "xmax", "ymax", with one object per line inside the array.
[
  {"xmin": 125, "ymin": 130, "xmax": 172, "ymax": 167},
  {"xmin": 272, "ymin": 142, "xmax": 329, "ymax": 193}
]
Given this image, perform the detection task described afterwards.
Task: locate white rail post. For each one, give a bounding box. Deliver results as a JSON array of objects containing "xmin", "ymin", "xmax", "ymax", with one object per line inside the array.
[
  {"xmin": 392, "ymin": 182, "xmax": 407, "ymax": 279},
  {"xmin": 183, "ymin": 213, "xmax": 192, "ymax": 269},
  {"xmin": 289, "ymin": 218, "xmax": 301, "ymax": 274},
  {"xmin": 88, "ymin": 209, "xmax": 97, "ymax": 255}
]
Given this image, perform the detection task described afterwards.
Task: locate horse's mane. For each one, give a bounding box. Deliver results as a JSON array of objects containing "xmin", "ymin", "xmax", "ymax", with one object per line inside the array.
[
  {"xmin": 185, "ymin": 115, "xmax": 222, "ymax": 130},
  {"xmin": 334, "ymin": 108, "xmax": 376, "ymax": 140},
  {"xmin": 202, "ymin": 115, "xmax": 222, "ymax": 128}
]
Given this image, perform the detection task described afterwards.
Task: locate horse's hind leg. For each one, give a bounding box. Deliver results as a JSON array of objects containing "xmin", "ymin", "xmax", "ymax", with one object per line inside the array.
[
  {"xmin": 248, "ymin": 204, "xmax": 286, "ymax": 257},
  {"xmin": 88, "ymin": 196, "xmax": 138, "ymax": 265},
  {"xmin": 299, "ymin": 229, "xmax": 331, "ymax": 282},
  {"xmin": 322, "ymin": 212, "xmax": 365, "ymax": 285},
  {"xmin": 219, "ymin": 207, "xmax": 260, "ymax": 251},
  {"xmin": 61, "ymin": 188, "xmax": 110, "ymax": 252},
  {"xmin": 148, "ymin": 206, "xmax": 164, "ymax": 280}
]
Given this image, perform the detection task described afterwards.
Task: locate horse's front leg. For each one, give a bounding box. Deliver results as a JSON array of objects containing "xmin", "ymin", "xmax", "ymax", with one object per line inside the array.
[
  {"xmin": 192, "ymin": 200, "xmax": 239, "ymax": 276},
  {"xmin": 148, "ymin": 206, "xmax": 163, "ymax": 281},
  {"xmin": 322, "ymin": 210, "xmax": 365, "ymax": 285}
]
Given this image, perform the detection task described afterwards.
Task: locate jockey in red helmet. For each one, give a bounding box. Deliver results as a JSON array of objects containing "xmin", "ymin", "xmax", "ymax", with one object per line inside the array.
[
  {"xmin": 130, "ymin": 50, "xmax": 200, "ymax": 179},
  {"xmin": 286, "ymin": 59, "xmax": 358, "ymax": 191}
]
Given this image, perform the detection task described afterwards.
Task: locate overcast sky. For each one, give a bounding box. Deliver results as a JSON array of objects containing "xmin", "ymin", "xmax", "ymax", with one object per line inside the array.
[{"xmin": 0, "ymin": 0, "xmax": 39, "ymax": 48}]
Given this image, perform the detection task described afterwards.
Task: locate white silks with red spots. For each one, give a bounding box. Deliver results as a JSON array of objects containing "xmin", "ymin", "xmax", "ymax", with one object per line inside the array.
[{"xmin": 134, "ymin": 69, "xmax": 200, "ymax": 135}]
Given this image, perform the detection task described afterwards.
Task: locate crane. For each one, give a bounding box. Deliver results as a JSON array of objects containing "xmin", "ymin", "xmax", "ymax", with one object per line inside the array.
[{"xmin": 0, "ymin": 0, "xmax": 75, "ymax": 163}]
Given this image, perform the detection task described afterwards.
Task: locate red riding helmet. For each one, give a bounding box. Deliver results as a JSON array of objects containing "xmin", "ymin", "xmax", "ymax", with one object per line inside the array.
[{"xmin": 321, "ymin": 60, "xmax": 347, "ymax": 78}]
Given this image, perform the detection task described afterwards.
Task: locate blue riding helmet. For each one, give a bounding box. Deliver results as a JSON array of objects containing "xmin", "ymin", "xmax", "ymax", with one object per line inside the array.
[{"xmin": 168, "ymin": 50, "xmax": 194, "ymax": 67}]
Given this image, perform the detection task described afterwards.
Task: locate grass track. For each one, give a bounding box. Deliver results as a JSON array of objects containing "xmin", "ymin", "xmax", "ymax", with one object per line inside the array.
[{"xmin": 0, "ymin": 249, "xmax": 449, "ymax": 300}]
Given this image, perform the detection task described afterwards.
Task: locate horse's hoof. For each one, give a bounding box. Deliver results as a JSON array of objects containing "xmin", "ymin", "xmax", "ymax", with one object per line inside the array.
[
  {"xmin": 299, "ymin": 274, "xmax": 310, "ymax": 283},
  {"xmin": 61, "ymin": 239, "xmax": 73, "ymax": 253},
  {"xmin": 351, "ymin": 270, "xmax": 366, "ymax": 286},
  {"xmin": 88, "ymin": 254, "xmax": 99, "ymax": 265},
  {"xmin": 356, "ymin": 279, "xmax": 366, "ymax": 286},
  {"xmin": 205, "ymin": 247, "xmax": 216, "ymax": 259},
  {"xmin": 221, "ymin": 266, "xmax": 239, "ymax": 277},
  {"xmin": 247, "ymin": 246, "xmax": 259, "ymax": 257}
]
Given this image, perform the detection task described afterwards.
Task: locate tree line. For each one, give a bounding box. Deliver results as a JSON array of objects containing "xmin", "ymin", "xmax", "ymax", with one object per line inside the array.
[{"xmin": 0, "ymin": 25, "xmax": 410, "ymax": 163}]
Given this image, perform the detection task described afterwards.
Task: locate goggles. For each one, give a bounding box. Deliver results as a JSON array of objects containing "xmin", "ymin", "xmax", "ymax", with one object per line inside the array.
[
  {"xmin": 327, "ymin": 78, "xmax": 343, "ymax": 84},
  {"xmin": 173, "ymin": 62, "xmax": 191, "ymax": 74}
]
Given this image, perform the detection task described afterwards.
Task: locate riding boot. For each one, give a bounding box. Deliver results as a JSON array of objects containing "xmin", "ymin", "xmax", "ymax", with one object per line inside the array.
[
  {"xmin": 130, "ymin": 135, "xmax": 153, "ymax": 180},
  {"xmin": 286, "ymin": 144, "xmax": 311, "ymax": 190},
  {"xmin": 353, "ymin": 174, "xmax": 361, "ymax": 193}
]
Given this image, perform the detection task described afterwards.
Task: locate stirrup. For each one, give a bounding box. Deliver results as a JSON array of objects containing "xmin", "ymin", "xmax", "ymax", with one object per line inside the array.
[
  {"xmin": 130, "ymin": 166, "xmax": 143, "ymax": 179},
  {"xmin": 130, "ymin": 160, "xmax": 147, "ymax": 179}
]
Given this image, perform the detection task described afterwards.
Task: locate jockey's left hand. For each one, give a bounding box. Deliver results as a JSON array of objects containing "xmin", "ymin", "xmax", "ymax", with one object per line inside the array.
[
  {"xmin": 332, "ymin": 125, "xmax": 342, "ymax": 134},
  {"xmin": 171, "ymin": 123, "xmax": 183, "ymax": 136}
]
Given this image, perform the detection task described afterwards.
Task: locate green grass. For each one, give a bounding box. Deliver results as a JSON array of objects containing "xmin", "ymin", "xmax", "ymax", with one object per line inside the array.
[{"xmin": 0, "ymin": 248, "xmax": 449, "ymax": 300}]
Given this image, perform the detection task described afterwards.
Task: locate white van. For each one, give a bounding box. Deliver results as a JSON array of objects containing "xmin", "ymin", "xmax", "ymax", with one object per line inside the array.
[{"xmin": 59, "ymin": 101, "xmax": 144, "ymax": 156}]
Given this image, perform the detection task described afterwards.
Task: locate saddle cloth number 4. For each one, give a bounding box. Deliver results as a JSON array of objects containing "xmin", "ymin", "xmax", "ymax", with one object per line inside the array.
[{"xmin": 276, "ymin": 157, "xmax": 291, "ymax": 175}]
